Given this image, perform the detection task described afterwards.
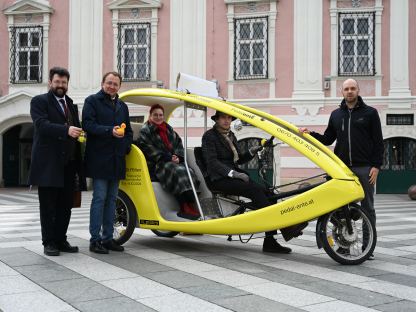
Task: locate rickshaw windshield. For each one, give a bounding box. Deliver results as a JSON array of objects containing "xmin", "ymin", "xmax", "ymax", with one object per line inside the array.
[{"xmin": 119, "ymin": 88, "xmax": 355, "ymax": 181}]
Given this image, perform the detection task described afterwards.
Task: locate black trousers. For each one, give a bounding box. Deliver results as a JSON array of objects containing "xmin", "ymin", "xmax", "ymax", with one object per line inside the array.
[
  {"xmin": 38, "ymin": 162, "xmax": 76, "ymax": 246},
  {"xmin": 350, "ymin": 166, "xmax": 376, "ymax": 248},
  {"xmin": 211, "ymin": 177, "xmax": 277, "ymax": 237}
]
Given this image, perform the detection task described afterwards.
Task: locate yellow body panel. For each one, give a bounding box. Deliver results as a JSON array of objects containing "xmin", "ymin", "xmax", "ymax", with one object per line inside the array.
[{"xmin": 119, "ymin": 88, "xmax": 364, "ymax": 234}]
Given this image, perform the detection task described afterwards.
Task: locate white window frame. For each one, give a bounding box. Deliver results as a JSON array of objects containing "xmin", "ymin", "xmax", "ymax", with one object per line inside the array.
[
  {"xmin": 339, "ymin": 12, "xmax": 374, "ymax": 76},
  {"xmin": 4, "ymin": 0, "xmax": 52, "ymax": 87},
  {"xmin": 118, "ymin": 23, "xmax": 151, "ymax": 81},
  {"xmin": 11, "ymin": 26, "xmax": 43, "ymax": 83},
  {"xmin": 329, "ymin": 0, "xmax": 383, "ymax": 97},
  {"xmin": 109, "ymin": 0, "xmax": 161, "ymax": 86},
  {"xmin": 234, "ymin": 17, "xmax": 268, "ymax": 80}
]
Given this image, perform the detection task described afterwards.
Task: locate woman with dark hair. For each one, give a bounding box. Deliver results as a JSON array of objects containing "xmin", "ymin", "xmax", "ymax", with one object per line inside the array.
[{"xmin": 137, "ymin": 104, "xmax": 200, "ymax": 220}]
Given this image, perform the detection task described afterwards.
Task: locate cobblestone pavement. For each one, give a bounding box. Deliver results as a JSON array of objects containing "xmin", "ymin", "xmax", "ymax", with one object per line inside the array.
[{"xmin": 0, "ymin": 188, "xmax": 415, "ymax": 312}]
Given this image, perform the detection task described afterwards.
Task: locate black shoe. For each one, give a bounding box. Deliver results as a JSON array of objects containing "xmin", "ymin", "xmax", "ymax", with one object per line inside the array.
[
  {"xmin": 263, "ymin": 237, "xmax": 292, "ymax": 254},
  {"xmin": 336, "ymin": 247, "xmax": 350, "ymax": 255},
  {"xmin": 44, "ymin": 244, "xmax": 60, "ymax": 256},
  {"xmin": 89, "ymin": 241, "xmax": 109, "ymax": 254},
  {"xmin": 57, "ymin": 241, "xmax": 79, "ymax": 253},
  {"xmin": 280, "ymin": 222, "xmax": 308, "ymax": 242},
  {"xmin": 102, "ymin": 239, "xmax": 124, "ymax": 252}
]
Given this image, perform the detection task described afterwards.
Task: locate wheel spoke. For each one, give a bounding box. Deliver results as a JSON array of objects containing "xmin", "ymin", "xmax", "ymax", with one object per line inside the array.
[{"xmin": 321, "ymin": 205, "xmax": 376, "ymax": 264}]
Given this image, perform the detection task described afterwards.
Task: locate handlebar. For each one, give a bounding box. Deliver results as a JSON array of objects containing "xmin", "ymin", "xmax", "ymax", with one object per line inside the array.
[
  {"xmin": 257, "ymin": 136, "xmax": 275, "ymax": 188},
  {"xmin": 261, "ymin": 136, "xmax": 274, "ymax": 148}
]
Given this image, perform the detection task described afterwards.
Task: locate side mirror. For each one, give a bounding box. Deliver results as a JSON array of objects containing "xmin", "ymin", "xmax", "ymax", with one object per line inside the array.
[{"xmin": 233, "ymin": 119, "xmax": 243, "ymax": 132}]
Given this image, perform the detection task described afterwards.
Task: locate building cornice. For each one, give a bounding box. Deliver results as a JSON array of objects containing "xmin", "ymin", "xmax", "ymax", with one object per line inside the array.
[
  {"xmin": 3, "ymin": 0, "xmax": 53, "ymax": 15},
  {"xmin": 108, "ymin": 0, "xmax": 162, "ymax": 10}
]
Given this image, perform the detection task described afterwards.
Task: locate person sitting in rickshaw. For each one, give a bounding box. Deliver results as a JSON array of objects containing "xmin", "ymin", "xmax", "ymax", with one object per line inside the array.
[
  {"xmin": 201, "ymin": 111, "xmax": 307, "ymax": 253},
  {"xmin": 137, "ymin": 104, "xmax": 200, "ymax": 220}
]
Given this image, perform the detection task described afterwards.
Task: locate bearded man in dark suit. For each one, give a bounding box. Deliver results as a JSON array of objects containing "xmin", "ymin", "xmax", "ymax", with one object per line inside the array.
[{"xmin": 29, "ymin": 67, "xmax": 86, "ymax": 256}]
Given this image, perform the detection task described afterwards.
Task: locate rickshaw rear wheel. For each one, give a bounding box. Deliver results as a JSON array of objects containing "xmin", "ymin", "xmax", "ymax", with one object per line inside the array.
[
  {"xmin": 114, "ymin": 190, "xmax": 137, "ymax": 245},
  {"xmin": 151, "ymin": 230, "xmax": 179, "ymax": 238},
  {"xmin": 318, "ymin": 203, "xmax": 376, "ymax": 265}
]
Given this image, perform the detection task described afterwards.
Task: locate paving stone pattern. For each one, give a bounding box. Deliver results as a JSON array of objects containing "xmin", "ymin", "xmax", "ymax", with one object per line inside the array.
[{"xmin": 0, "ymin": 189, "xmax": 415, "ymax": 312}]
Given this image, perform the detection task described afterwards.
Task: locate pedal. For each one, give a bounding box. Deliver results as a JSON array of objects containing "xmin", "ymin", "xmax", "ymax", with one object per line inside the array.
[{"xmin": 280, "ymin": 222, "xmax": 308, "ymax": 242}]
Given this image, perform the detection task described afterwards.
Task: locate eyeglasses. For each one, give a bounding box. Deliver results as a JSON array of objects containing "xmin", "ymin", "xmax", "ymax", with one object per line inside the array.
[
  {"xmin": 104, "ymin": 81, "xmax": 120, "ymax": 87},
  {"xmin": 151, "ymin": 113, "xmax": 164, "ymax": 117}
]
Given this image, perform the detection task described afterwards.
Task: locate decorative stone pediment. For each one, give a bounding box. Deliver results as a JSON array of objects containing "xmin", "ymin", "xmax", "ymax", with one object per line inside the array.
[
  {"xmin": 108, "ymin": 0, "xmax": 162, "ymax": 10},
  {"xmin": 0, "ymin": 90, "xmax": 36, "ymax": 131},
  {"xmin": 3, "ymin": 0, "xmax": 53, "ymax": 16}
]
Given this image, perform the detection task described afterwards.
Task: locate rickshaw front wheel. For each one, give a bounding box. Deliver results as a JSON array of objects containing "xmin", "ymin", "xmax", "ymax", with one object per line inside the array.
[
  {"xmin": 114, "ymin": 190, "xmax": 137, "ymax": 245},
  {"xmin": 318, "ymin": 203, "xmax": 376, "ymax": 265},
  {"xmin": 151, "ymin": 230, "xmax": 179, "ymax": 238}
]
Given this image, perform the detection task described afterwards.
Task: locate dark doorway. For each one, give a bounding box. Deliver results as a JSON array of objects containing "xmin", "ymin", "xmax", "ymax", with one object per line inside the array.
[
  {"xmin": 378, "ymin": 137, "xmax": 416, "ymax": 193},
  {"xmin": 2, "ymin": 123, "xmax": 33, "ymax": 187}
]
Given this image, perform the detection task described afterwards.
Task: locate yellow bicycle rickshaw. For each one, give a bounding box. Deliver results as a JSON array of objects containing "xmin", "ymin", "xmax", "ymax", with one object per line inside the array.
[{"xmin": 112, "ymin": 86, "xmax": 376, "ymax": 265}]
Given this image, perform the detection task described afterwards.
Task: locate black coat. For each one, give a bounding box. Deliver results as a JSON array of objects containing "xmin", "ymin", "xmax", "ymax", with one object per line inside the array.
[
  {"xmin": 201, "ymin": 127, "xmax": 253, "ymax": 182},
  {"xmin": 310, "ymin": 96, "xmax": 384, "ymax": 168},
  {"xmin": 28, "ymin": 91, "xmax": 86, "ymax": 189},
  {"xmin": 82, "ymin": 89, "xmax": 133, "ymax": 180}
]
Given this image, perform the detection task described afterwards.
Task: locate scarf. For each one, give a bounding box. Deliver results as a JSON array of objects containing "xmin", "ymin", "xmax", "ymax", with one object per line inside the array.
[
  {"xmin": 215, "ymin": 124, "xmax": 239, "ymax": 163},
  {"xmin": 150, "ymin": 121, "xmax": 173, "ymax": 151}
]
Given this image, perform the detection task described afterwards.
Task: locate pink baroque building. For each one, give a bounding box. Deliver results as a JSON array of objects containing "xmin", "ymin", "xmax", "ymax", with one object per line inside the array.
[{"xmin": 0, "ymin": 0, "xmax": 415, "ymax": 193}]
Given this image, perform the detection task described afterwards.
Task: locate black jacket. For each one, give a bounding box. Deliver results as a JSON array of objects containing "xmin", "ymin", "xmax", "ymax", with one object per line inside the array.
[
  {"xmin": 201, "ymin": 127, "xmax": 253, "ymax": 182},
  {"xmin": 82, "ymin": 90, "xmax": 133, "ymax": 180},
  {"xmin": 311, "ymin": 96, "xmax": 384, "ymax": 168},
  {"xmin": 28, "ymin": 91, "xmax": 86, "ymax": 189}
]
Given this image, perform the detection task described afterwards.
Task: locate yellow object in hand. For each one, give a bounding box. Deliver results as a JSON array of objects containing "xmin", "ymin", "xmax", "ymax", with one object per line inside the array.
[
  {"xmin": 116, "ymin": 123, "xmax": 126, "ymax": 135},
  {"xmin": 78, "ymin": 131, "xmax": 86, "ymax": 143}
]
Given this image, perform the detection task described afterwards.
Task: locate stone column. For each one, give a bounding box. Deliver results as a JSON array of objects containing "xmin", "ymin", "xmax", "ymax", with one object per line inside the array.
[
  {"xmin": 389, "ymin": 0, "xmax": 411, "ymax": 98},
  {"xmin": 292, "ymin": 0, "xmax": 324, "ymax": 99},
  {"xmin": 170, "ymin": 0, "xmax": 206, "ymax": 88},
  {"xmin": 68, "ymin": 0, "xmax": 103, "ymax": 103}
]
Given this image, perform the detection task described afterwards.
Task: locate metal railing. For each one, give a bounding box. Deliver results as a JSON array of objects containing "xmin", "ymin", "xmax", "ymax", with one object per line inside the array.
[
  {"xmin": 234, "ymin": 16, "xmax": 268, "ymax": 80},
  {"xmin": 338, "ymin": 12, "xmax": 375, "ymax": 76},
  {"xmin": 117, "ymin": 23, "xmax": 151, "ymax": 81}
]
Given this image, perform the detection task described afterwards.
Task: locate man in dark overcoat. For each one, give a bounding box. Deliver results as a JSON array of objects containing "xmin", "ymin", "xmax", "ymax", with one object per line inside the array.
[
  {"xmin": 29, "ymin": 67, "xmax": 86, "ymax": 256},
  {"xmin": 201, "ymin": 111, "xmax": 307, "ymax": 254},
  {"xmin": 82, "ymin": 72, "xmax": 132, "ymax": 254}
]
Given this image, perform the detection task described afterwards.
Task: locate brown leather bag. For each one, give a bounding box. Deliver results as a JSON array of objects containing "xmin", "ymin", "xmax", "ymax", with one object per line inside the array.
[
  {"xmin": 73, "ymin": 190, "xmax": 81, "ymax": 208},
  {"xmin": 72, "ymin": 174, "xmax": 81, "ymax": 208}
]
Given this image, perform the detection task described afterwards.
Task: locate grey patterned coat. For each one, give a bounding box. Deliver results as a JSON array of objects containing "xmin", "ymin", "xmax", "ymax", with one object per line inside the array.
[{"xmin": 137, "ymin": 122, "xmax": 198, "ymax": 196}]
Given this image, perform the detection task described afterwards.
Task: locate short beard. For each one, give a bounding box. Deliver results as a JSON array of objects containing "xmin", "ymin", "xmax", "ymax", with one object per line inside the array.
[
  {"xmin": 51, "ymin": 87, "xmax": 67, "ymax": 98},
  {"xmin": 346, "ymin": 98, "xmax": 358, "ymax": 106}
]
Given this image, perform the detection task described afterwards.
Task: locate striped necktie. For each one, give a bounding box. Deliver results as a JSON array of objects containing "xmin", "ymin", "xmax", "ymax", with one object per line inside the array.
[{"xmin": 59, "ymin": 98, "xmax": 68, "ymax": 118}]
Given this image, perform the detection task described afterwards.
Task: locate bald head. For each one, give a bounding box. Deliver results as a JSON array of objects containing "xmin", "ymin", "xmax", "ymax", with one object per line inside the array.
[
  {"xmin": 341, "ymin": 78, "xmax": 360, "ymax": 108},
  {"xmin": 342, "ymin": 78, "xmax": 359, "ymax": 90}
]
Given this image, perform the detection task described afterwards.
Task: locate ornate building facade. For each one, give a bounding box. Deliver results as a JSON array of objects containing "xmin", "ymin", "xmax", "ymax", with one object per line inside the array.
[{"xmin": 0, "ymin": 0, "xmax": 415, "ymax": 193}]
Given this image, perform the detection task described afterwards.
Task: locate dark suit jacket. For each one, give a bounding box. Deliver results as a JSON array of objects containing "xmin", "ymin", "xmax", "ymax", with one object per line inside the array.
[
  {"xmin": 82, "ymin": 89, "xmax": 133, "ymax": 180},
  {"xmin": 201, "ymin": 127, "xmax": 253, "ymax": 182},
  {"xmin": 28, "ymin": 91, "xmax": 86, "ymax": 189}
]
